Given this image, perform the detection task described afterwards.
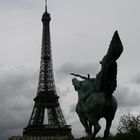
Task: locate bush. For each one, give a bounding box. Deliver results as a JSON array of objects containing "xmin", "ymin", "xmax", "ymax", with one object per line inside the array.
[{"xmin": 117, "ymin": 113, "xmax": 140, "ymax": 136}]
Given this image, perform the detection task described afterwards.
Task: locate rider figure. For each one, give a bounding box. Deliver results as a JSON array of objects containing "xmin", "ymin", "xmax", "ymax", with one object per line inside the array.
[
  {"xmin": 71, "ymin": 73, "xmax": 96, "ymax": 113},
  {"xmin": 71, "ymin": 73, "xmax": 96, "ymax": 100}
]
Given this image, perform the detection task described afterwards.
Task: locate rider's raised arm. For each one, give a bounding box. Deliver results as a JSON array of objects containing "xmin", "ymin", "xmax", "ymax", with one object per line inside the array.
[{"xmin": 70, "ymin": 73, "xmax": 88, "ymax": 80}]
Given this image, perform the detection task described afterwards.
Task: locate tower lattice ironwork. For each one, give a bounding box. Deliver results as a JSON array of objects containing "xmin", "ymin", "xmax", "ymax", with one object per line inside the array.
[{"xmin": 23, "ymin": 1, "xmax": 72, "ymax": 138}]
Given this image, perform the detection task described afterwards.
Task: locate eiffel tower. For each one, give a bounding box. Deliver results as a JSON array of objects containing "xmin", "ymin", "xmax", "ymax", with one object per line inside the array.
[{"xmin": 23, "ymin": 1, "xmax": 73, "ymax": 138}]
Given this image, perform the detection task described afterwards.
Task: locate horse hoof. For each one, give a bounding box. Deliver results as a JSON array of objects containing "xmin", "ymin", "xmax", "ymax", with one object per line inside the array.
[
  {"xmin": 90, "ymin": 136, "xmax": 95, "ymax": 140},
  {"xmin": 85, "ymin": 128, "xmax": 92, "ymax": 135}
]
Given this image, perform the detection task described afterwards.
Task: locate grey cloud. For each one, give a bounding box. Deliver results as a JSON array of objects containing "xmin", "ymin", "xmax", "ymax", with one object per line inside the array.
[
  {"xmin": 114, "ymin": 85, "xmax": 140, "ymax": 107},
  {"xmin": 69, "ymin": 104, "xmax": 76, "ymax": 114},
  {"xmin": 56, "ymin": 62, "xmax": 99, "ymax": 79},
  {"xmin": 130, "ymin": 73, "xmax": 140, "ymax": 84},
  {"xmin": 0, "ymin": 66, "xmax": 37, "ymax": 140},
  {"xmin": 0, "ymin": 0, "xmax": 37, "ymax": 9},
  {"xmin": 56, "ymin": 85, "xmax": 72, "ymax": 97},
  {"xmin": 71, "ymin": 119, "xmax": 85, "ymax": 138}
]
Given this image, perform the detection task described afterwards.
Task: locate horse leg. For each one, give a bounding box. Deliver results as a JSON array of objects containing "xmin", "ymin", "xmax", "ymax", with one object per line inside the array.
[
  {"xmin": 79, "ymin": 117, "xmax": 90, "ymax": 134},
  {"xmin": 86, "ymin": 122, "xmax": 93, "ymax": 140},
  {"xmin": 87, "ymin": 116, "xmax": 101, "ymax": 140},
  {"xmin": 89, "ymin": 122, "xmax": 92, "ymax": 134},
  {"xmin": 93, "ymin": 122, "xmax": 101, "ymax": 139},
  {"xmin": 103, "ymin": 119, "xmax": 112, "ymax": 140},
  {"xmin": 90, "ymin": 122, "xmax": 101, "ymax": 140}
]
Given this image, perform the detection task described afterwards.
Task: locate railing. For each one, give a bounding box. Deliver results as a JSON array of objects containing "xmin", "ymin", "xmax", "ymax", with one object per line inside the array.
[{"xmin": 23, "ymin": 124, "xmax": 71, "ymax": 132}]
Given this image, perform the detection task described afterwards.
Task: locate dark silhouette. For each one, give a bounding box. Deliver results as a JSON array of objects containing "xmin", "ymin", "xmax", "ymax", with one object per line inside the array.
[
  {"xmin": 23, "ymin": 1, "xmax": 73, "ymax": 139},
  {"xmin": 71, "ymin": 31, "xmax": 123, "ymax": 140}
]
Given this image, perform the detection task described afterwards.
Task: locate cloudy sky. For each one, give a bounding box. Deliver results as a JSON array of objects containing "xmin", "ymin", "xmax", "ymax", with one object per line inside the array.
[{"xmin": 0, "ymin": 0, "xmax": 140, "ymax": 139}]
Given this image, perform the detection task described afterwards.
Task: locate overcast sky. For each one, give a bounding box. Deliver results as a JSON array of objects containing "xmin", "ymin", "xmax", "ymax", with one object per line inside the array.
[{"xmin": 0, "ymin": 0, "xmax": 140, "ymax": 139}]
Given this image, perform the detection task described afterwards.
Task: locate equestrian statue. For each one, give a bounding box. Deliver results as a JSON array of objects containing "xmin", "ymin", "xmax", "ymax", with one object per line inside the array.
[{"xmin": 71, "ymin": 31, "xmax": 123, "ymax": 140}]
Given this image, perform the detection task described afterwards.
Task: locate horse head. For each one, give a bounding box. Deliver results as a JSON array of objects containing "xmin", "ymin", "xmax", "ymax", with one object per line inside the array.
[{"xmin": 72, "ymin": 78, "xmax": 82, "ymax": 91}]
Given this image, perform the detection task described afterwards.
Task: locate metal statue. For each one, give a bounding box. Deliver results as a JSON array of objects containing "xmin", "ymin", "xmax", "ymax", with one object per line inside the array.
[{"xmin": 71, "ymin": 31, "xmax": 123, "ymax": 140}]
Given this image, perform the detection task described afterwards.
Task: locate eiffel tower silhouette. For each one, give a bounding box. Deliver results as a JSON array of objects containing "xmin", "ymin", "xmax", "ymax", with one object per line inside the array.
[{"xmin": 23, "ymin": 1, "xmax": 73, "ymax": 139}]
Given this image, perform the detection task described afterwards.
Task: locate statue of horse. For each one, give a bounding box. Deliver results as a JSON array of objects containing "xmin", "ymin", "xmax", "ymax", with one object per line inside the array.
[
  {"xmin": 72, "ymin": 78, "xmax": 117, "ymax": 140},
  {"xmin": 71, "ymin": 31, "xmax": 123, "ymax": 140}
]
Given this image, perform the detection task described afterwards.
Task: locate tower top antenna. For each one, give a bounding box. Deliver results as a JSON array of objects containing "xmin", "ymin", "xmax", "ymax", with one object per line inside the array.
[{"xmin": 45, "ymin": 0, "xmax": 47, "ymax": 11}]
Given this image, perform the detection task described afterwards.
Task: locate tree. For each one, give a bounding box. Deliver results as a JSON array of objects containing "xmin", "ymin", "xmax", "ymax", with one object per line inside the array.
[{"xmin": 117, "ymin": 113, "xmax": 140, "ymax": 136}]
